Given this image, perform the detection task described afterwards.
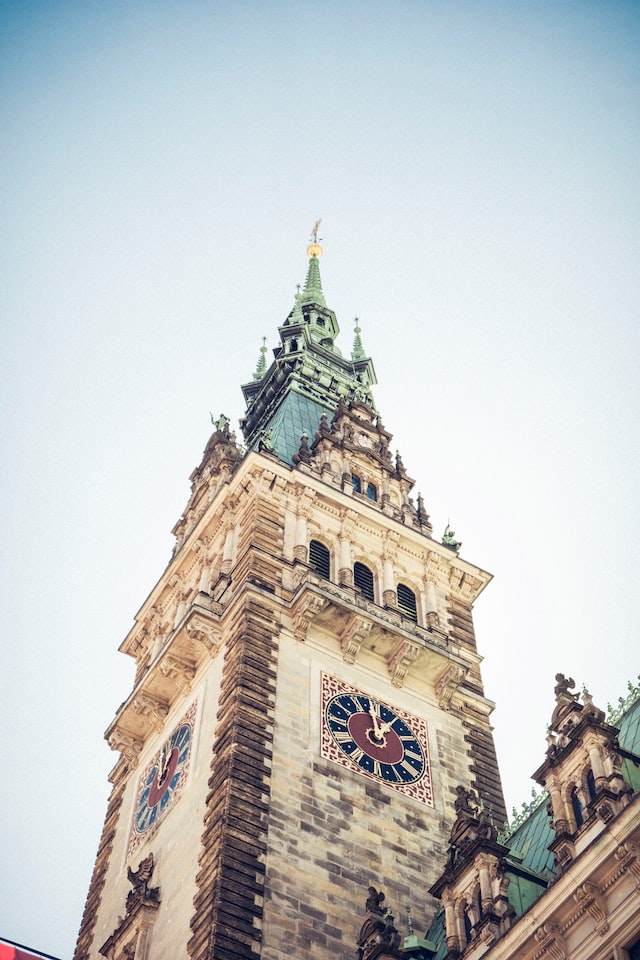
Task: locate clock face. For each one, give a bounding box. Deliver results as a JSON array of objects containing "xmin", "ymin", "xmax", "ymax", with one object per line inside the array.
[
  {"xmin": 321, "ymin": 674, "xmax": 433, "ymax": 806},
  {"xmin": 128, "ymin": 702, "xmax": 196, "ymax": 857}
]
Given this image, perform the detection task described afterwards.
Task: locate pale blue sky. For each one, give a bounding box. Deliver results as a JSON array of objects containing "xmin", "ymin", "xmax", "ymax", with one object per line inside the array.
[{"xmin": 2, "ymin": 1, "xmax": 639, "ymax": 955}]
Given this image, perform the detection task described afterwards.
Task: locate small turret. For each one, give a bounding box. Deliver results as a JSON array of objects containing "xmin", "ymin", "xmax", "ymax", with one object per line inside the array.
[{"xmin": 533, "ymin": 674, "xmax": 634, "ymax": 873}]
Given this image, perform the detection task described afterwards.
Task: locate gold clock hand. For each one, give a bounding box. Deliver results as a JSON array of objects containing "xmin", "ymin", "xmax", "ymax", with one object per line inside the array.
[{"xmin": 368, "ymin": 703, "xmax": 384, "ymax": 740}]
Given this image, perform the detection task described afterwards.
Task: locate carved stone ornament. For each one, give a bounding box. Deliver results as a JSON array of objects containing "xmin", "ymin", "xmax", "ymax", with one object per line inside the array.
[
  {"xmin": 387, "ymin": 639, "xmax": 420, "ymax": 687},
  {"xmin": 185, "ymin": 616, "xmax": 222, "ymax": 658},
  {"xmin": 292, "ymin": 593, "xmax": 328, "ymax": 641},
  {"xmin": 131, "ymin": 692, "xmax": 170, "ymax": 732},
  {"xmin": 533, "ymin": 921, "xmax": 566, "ymax": 960},
  {"xmin": 107, "ymin": 729, "xmax": 143, "ymax": 764},
  {"xmin": 158, "ymin": 653, "xmax": 197, "ymax": 694},
  {"xmin": 340, "ymin": 615, "xmax": 374, "ymax": 663},
  {"xmin": 99, "ymin": 853, "xmax": 160, "ymax": 960},
  {"xmin": 435, "ymin": 663, "xmax": 467, "ymax": 709},
  {"xmin": 573, "ymin": 880, "xmax": 609, "ymax": 935},
  {"xmin": 356, "ymin": 886, "xmax": 402, "ymax": 960}
]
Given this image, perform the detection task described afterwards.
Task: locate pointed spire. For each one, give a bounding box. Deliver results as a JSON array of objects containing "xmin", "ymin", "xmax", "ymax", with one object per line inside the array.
[
  {"xmin": 252, "ymin": 337, "xmax": 267, "ymax": 381},
  {"xmin": 302, "ymin": 220, "xmax": 326, "ymax": 306},
  {"xmin": 351, "ymin": 317, "xmax": 365, "ymax": 360}
]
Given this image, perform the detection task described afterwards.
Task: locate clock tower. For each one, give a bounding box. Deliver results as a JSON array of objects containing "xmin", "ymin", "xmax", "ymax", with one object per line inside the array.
[{"xmin": 74, "ymin": 237, "xmax": 506, "ymax": 960}]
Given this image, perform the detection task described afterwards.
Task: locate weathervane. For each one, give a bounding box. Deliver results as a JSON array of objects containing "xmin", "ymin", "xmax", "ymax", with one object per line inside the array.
[{"xmin": 310, "ymin": 218, "xmax": 322, "ymax": 243}]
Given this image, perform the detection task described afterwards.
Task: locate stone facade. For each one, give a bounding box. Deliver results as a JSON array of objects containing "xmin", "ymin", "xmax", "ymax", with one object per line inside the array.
[{"xmin": 74, "ymin": 243, "xmax": 507, "ymax": 960}]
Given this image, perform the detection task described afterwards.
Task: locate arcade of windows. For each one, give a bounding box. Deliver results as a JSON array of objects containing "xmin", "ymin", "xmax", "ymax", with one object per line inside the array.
[
  {"xmin": 351, "ymin": 473, "xmax": 377, "ymax": 502},
  {"xmin": 308, "ymin": 539, "xmax": 418, "ymax": 622}
]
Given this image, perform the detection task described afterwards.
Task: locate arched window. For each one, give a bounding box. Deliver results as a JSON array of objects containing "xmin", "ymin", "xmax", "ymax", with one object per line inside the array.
[
  {"xmin": 309, "ymin": 540, "xmax": 330, "ymax": 579},
  {"xmin": 351, "ymin": 473, "xmax": 362, "ymax": 494},
  {"xmin": 366, "ymin": 482, "xmax": 377, "ymax": 501},
  {"xmin": 586, "ymin": 769, "xmax": 597, "ymax": 801},
  {"xmin": 397, "ymin": 583, "xmax": 417, "ymax": 621},
  {"xmin": 571, "ymin": 787, "xmax": 584, "ymax": 828},
  {"xmin": 354, "ymin": 562, "xmax": 375, "ymax": 602},
  {"xmin": 463, "ymin": 908, "xmax": 473, "ymax": 944}
]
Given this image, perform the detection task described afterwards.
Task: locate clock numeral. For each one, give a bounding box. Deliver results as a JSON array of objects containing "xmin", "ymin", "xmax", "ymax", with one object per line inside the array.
[
  {"xmin": 350, "ymin": 746, "xmax": 365, "ymax": 764},
  {"xmin": 333, "ymin": 731, "xmax": 354, "ymax": 744},
  {"xmin": 372, "ymin": 758, "xmax": 382, "ymax": 778}
]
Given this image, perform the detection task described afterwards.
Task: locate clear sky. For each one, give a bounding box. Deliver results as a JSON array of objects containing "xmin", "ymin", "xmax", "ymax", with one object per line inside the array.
[{"xmin": 1, "ymin": 0, "xmax": 639, "ymax": 955}]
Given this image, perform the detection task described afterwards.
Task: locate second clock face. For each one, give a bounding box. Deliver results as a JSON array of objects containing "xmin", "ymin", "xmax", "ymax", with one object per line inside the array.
[
  {"xmin": 321, "ymin": 675, "xmax": 433, "ymax": 806},
  {"xmin": 128, "ymin": 700, "xmax": 197, "ymax": 859}
]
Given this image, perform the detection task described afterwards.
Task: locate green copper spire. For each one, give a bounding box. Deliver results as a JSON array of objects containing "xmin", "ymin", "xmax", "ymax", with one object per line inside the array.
[
  {"xmin": 351, "ymin": 317, "xmax": 365, "ymax": 360},
  {"xmin": 240, "ymin": 232, "xmax": 378, "ymax": 464},
  {"xmin": 252, "ymin": 336, "xmax": 267, "ymax": 381},
  {"xmin": 301, "ymin": 219, "xmax": 326, "ymax": 306}
]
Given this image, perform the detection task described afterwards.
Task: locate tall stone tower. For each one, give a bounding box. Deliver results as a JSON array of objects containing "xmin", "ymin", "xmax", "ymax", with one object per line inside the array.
[{"xmin": 74, "ymin": 236, "xmax": 506, "ymax": 960}]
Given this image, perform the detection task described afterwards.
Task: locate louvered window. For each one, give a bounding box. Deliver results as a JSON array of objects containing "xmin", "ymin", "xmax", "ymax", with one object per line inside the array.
[
  {"xmin": 353, "ymin": 562, "xmax": 374, "ymax": 602},
  {"xmin": 351, "ymin": 474, "xmax": 362, "ymax": 494},
  {"xmin": 397, "ymin": 583, "xmax": 417, "ymax": 621},
  {"xmin": 309, "ymin": 540, "xmax": 330, "ymax": 579}
]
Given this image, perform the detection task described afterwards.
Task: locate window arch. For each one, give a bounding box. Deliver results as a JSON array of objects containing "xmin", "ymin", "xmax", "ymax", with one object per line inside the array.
[
  {"xmin": 354, "ymin": 562, "xmax": 375, "ymax": 602},
  {"xmin": 397, "ymin": 583, "xmax": 417, "ymax": 621},
  {"xmin": 309, "ymin": 540, "xmax": 330, "ymax": 579}
]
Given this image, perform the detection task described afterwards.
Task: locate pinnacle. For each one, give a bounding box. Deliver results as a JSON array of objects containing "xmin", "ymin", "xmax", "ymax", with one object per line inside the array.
[
  {"xmin": 301, "ymin": 254, "xmax": 326, "ymax": 307},
  {"xmin": 351, "ymin": 317, "xmax": 365, "ymax": 360},
  {"xmin": 252, "ymin": 336, "xmax": 267, "ymax": 381}
]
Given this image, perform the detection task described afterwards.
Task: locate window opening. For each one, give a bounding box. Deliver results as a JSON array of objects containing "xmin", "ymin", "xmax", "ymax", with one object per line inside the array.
[
  {"xmin": 366, "ymin": 482, "xmax": 377, "ymax": 501},
  {"xmin": 351, "ymin": 474, "xmax": 362, "ymax": 494},
  {"xmin": 309, "ymin": 540, "xmax": 330, "ymax": 579},
  {"xmin": 354, "ymin": 562, "xmax": 375, "ymax": 602},
  {"xmin": 586, "ymin": 769, "xmax": 597, "ymax": 801},
  {"xmin": 571, "ymin": 787, "xmax": 584, "ymax": 828},
  {"xmin": 397, "ymin": 583, "xmax": 417, "ymax": 621}
]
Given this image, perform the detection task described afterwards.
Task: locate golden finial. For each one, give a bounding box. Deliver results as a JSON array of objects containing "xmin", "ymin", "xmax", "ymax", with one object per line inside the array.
[{"xmin": 306, "ymin": 218, "xmax": 323, "ymax": 258}]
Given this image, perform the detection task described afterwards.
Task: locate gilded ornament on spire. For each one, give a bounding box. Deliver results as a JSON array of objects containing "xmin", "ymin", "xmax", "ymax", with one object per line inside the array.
[{"xmin": 306, "ymin": 217, "xmax": 324, "ymax": 259}]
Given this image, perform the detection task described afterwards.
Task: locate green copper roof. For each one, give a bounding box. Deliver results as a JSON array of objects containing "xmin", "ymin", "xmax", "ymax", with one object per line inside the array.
[{"xmin": 240, "ymin": 240, "xmax": 377, "ymax": 464}]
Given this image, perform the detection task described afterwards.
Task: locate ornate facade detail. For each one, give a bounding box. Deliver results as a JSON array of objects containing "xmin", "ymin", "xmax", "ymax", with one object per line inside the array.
[
  {"xmin": 340, "ymin": 615, "xmax": 373, "ymax": 663},
  {"xmin": 532, "ymin": 921, "xmax": 566, "ymax": 960},
  {"xmin": 291, "ymin": 592, "xmax": 328, "ymax": 641},
  {"xmin": 356, "ymin": 887, "xmax": 402, "ymax": 960},
  {"xmin": 131, "ymin": 692, "xmax": 170, "ymax": 731},
  {"xmin": 185, "ymin": 616, "xmax": 222, "ymax": 658},
  {"xmin": 573, "ymin": 880, "xmax": 609, "ymax": 935},
  {"xmin": 614, "ymin": 840, "xmax": 640, "ymax": 890},
  {"xmin": 107, "ymin": 729, "xmax": 143, "ymax": 764},
  {"xmin": 158, "ymin": 653, "xmax": 197, "ymax": 694},
  {"xmin": 387, "ymin": 638, "xmax": 420, "ymax": 687},
  {"xmin": 99, "ymin": 853, "xmax": 160, "ymax": 960},
  {"xmin": 435, "ymin": 663, "xmax": 467, "ymax": 710}
]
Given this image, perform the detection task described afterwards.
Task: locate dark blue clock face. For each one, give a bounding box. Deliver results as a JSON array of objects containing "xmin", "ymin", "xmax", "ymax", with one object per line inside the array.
[
  {"xmin": 134, "ymin": 722, "xmax": 192, "ymax": 835},
  {"xmin": 325, "ymin": 692, "xmax": 426, "ymax": 784}
]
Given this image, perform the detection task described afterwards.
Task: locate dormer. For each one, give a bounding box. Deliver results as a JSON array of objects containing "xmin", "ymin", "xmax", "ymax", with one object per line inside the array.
[{"xmin": 291, "ymin": 397, "xmax": 433, "ymax": 537}]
